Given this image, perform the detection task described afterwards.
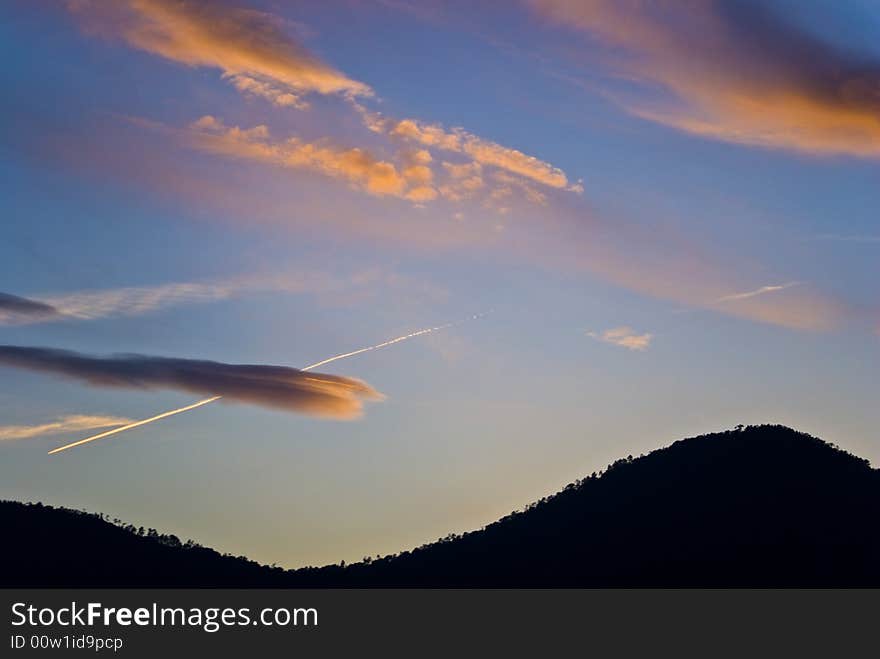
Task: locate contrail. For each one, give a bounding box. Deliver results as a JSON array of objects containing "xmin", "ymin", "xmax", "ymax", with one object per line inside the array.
[
  {"xmin": 715, "ymin": 282, "xmax": 799, "ymax": 303},
  {"xmin": 47, "ymin": 397, "xmax": 222, "ymax": 455},
  {"xmin": 301, "ymin": 323, "xmax": 454, "ymax": 371},
  {"xmin": 48, "ymin": 316, "xmax": 484, "ymax": 455}
]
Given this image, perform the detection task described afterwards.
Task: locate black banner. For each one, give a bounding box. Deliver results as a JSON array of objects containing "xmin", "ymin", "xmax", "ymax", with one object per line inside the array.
[{"xmin": 1, "ymin": 589, "xmax": 877, "ymax": 656}]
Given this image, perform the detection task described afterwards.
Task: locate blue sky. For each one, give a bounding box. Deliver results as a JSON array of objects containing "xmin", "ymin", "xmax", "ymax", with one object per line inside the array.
[{"xmin": 0, "ymin": 0, "xmax": 878, "ymax": 567}]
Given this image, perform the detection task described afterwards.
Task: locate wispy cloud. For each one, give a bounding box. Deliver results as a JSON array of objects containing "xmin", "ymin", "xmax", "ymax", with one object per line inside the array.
[
  {"xmin": 716, "ymin": 282, "xmax": 799, "ymax": 303},
  {"xmin": 40, "ymin": 279, "xmax": 240, "ymax": 322},
  {"xmin": 1, "ymin": 279, "xmax": 245, "ymax": 326},
  {"xmin": 53, "ymin": 1, "xmax": 851, "ymax": 333},
  {"xmin": 68, "ymin": 0, "xmax": 370, "ymax": 102},
  {"xmin": 587, "ymin": 326, "xmax": 652, "ymax": 351},
  {"xmin": 67, "ymin": 0, "xmax": 580, "ymax": 213},
  {"xmin": 81, "ymin": 116, "xmax": 847, "ymax": 331},
  {"xmin": 0, "ymin": 346, "xmax": 383, "ymax": 419},
  {"xmin": 0, "ymin": 415, "xmax": 134, "ymax": 441},
  {"xmin": 531, "ymin": 0, "xmax": 880, "ymax": 157},
  {"xmin": 0, "ymin": 293, "xmax": 59, "ymax": 324},
  {"xmin": 2, "ymin": 268, "xmax": 443, "ymax": 326},
  {"xmin": 178, "ymin": 115, "xmax": 563, "ymax": 209}
]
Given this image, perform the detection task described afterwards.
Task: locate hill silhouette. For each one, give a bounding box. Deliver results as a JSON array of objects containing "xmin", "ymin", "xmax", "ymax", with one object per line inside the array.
[{"xmin": 3, "ymin": 425, "xmax": 878, "ymax": 587}]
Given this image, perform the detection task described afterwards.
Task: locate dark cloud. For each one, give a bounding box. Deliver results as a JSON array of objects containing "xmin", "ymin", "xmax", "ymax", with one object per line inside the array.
[
  {"xmin": 0, "ymin": 346, "xmax": 383, "ymax": 419},
  {"xmin": 0, "ymin": 293, "xmax": 59, "ymax": 320}
]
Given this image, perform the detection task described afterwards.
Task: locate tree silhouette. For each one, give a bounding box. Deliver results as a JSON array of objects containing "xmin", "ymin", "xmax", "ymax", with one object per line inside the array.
[{"xmin": 1, "ymin": 425, "xmax": 878, "ymax": 587}]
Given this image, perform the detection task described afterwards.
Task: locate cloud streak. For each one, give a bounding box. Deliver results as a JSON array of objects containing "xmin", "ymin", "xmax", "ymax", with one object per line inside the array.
[
  {"xmin": 44, "ymin": 316, "xmax": 475, "ymax": 454},
  {"xmin": 0, "ymin": 415, "xmax": 134, "ymax": 441},
  {"xmin": 187, "ymin": 115, "xmax": 411, "ymax": 198},
  {"xmin": 51, "ymin": 1, "xmax": 852, "ymax": 333},
  {"xmin": 77, "ymin": 114, "xmax": 847, "ymax": 331},
  {"xmin": 179, "ymin": 115, "xmax": 567, "ymax": 209},
  {"xmin": 364, "ymin": 112, "xmax": 581, "ymax": 191},
  {"xmin": 2, "ymin": 268, "xmax": 436, "ymax": 327},
  {"xmin": 532, "ymin": 0, "xmax": 880, "ymax": 157},
  {"xmin": 0, "ymin": 278, "xmax": 255, "ymax": 326},
  {"xmin": 587, "ymin": 326, "xmax": 652, "ymax": 351},
  {"xmin": 69, "ymin": 0, "xmax": 370, "ymax": 102},
  {"xmin": 0, "ymin": 347, "xmax": 383, "ymax": 419},
  {"xmin": 0, "ymin": 293, "xmax": 59, "ymax": 324},
  {"xmin": 715, "ymin": 282, "xmax": 799, "ymax": 303},
  {"xmin": 66, "ymin": 0, "xmax": 579, "ymax": 212},
  {"xmin": 40, "ymin": 280, "xmax": 238, "ymax": 323}
]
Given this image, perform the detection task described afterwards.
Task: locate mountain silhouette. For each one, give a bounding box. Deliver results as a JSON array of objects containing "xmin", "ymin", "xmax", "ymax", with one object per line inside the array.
[{"xmin": 3, "ymin": 425, "xmax": 878, "ymax": 587}]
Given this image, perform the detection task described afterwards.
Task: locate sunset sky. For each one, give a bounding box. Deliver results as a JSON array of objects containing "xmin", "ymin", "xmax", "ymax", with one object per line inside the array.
[{"xmin": 1, "ymin": 0, "xmax": 878, "ymax": 568}]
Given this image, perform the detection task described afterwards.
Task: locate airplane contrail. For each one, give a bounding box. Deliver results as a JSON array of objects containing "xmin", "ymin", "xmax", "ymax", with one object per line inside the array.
[
  {"xmin": 301, "ymin": 322, "xmax": 454, "ymax": 371},
  {"xmin": 47, "ymin": 315, "xmax": 485, "ymax": 455},
  {"xmin": 715, "ymin": 282, "xmax": 799, "ymax": 303},
  {"xmin": 46, "ymin": 397, "xmax": 221, "ymax": 455}
]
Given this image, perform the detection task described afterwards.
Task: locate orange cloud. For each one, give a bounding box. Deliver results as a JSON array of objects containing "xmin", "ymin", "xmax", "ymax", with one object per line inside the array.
[
  {"xmin": 65, "ymin": 1, "xmax": 578, "ymax": 210},
  {"xmin": 531, "ymin": 0, "xmax": 880, "ymax": 157},
  {"xmin": 492, "ymin": 171, "xmax": 547, "ymax": 206},
  {"xmin": 182, "ymin": 116, "xmax": 548, "ymax": 210},
  {"xmin": 401, "ymin": 164, "xmax": 434, "ymax": 186},
  {"xmin": 587, "ymin": 327, "xmax": 652, "ymax": 351},
  {"xmin": 42, "ymin": 0, "xmax": 854, "ymax": 335},
  {"xmin": 399, "ymin": 151, "xmax": 437, "ymax": 201},
  {"xmin": 58, "ymin": 112, "xmax": 846, "ymax": 332},
  {"xmin": 228, "ymin": 74, "xmax": 308, "ymax": 109},
  {"xmin": 438, "ymin": 161, "xmax": 485, "ymax": 201},
  {"xmin": 187, "ymin": 116, "xmax": 409, "ymax": 198},
  {"xmin": 364, "ymin": 110, "xmax": 581, "ymax": 191},
  {"xmin": 94, "ymin": 115, "xmax": 846, "ymax": 331},
  {"xmin": 405, "ymin": 186, "xmax": 438, "ymax": 202},
  {"xmin": 68, "ymin": 0, "xmax": 370, "ymax": 101}
]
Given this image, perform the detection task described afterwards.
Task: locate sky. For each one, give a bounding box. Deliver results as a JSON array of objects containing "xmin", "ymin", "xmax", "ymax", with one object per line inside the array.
[{"xmin": 0, "ymin": 0, "xmax": 878, "ymax": 568}]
